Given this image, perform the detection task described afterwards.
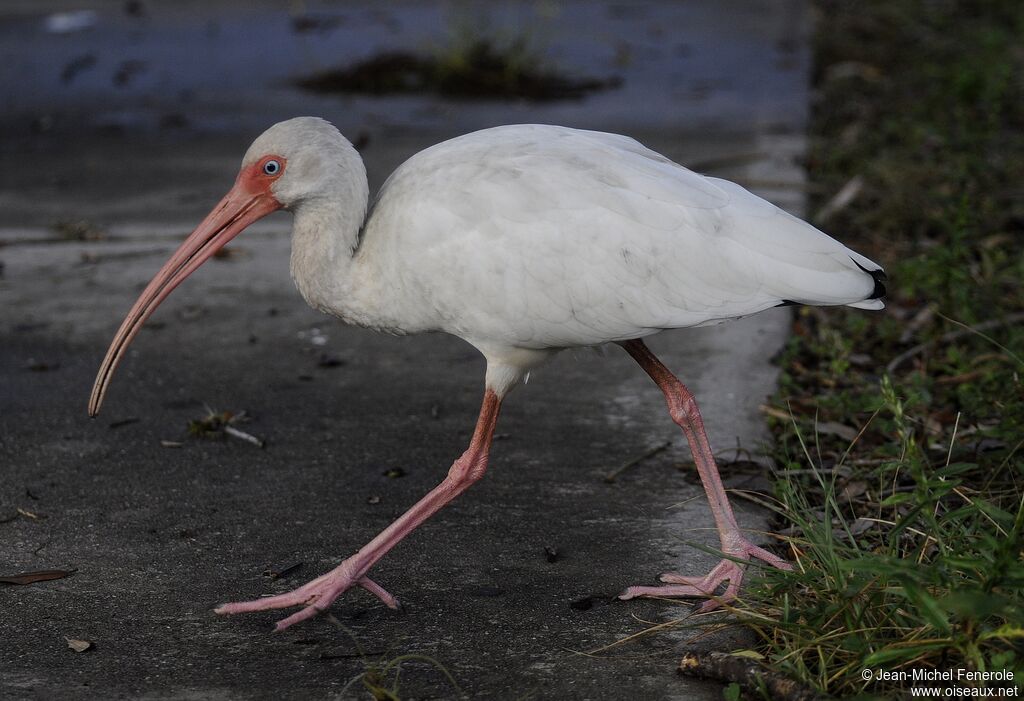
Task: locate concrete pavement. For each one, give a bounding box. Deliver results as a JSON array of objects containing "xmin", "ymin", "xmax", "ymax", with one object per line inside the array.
[{"xmin": 0, "ymin": 2, "xmax": 809, "ymax": 698}]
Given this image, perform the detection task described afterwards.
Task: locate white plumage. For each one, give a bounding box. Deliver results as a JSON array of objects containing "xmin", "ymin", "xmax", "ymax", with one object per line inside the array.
[
  {"xmin": 271, "ymin": 120, "xmax": 882, "ymax": 395},
  {"xmin": 90, "ymin": 117, "xmax": 885, "ymax": 630}
]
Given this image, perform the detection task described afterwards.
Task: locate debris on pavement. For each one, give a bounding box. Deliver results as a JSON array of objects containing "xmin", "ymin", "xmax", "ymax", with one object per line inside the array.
[
  {"xmin": 188, "ymin": 408, "xmax": 265, "ymax": 448},
  {"xmin": 298, "ymin": 326, "xmax": 329, "ymax": 347},
  {"xmin": 678, "ymin": 651, "xmax": 824, "ymax": 701},
  {"xmin": 65, "ymin": 638, "xmax": 93, "ymax": 653},
  {"xmin": 263, "ymin": 561, "xmax": 303, "ymax": 580},
  {"xmin": 223, "ymin": 425, "xmax": 265, "ymax": 448},
  {"xmin": 603, "ymin": 441, "xmax": 671, "ymax": 483},
  {"xmin": 53, "ymin": 219, "xmax": 106, "ymax": 241},
  {"xmin": 16, "ymin": 508, "xmax": 46, "ymax": 520},
  {"xmin": 317, "ymin": 353, "xmax": 345, "ymax": 368},
  {"xmin": 24, "ymin": 359, "xmax": 59, "ymax": 372},
  {"xmin": 1, "ymin": 569, "xmax": 76, "ymax": 585}
]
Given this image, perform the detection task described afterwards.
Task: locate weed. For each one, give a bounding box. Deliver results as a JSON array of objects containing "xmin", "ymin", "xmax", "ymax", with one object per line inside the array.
[
  {"xmin": 721, "ymin": 1, "xmax": 1024, "ymax": 697},
  {"xmin": 296, "ymin": 3, "xmax": 618, "ymax": 101},
  {"xmin": 327, "ymin": 616, "xmax": 463, "ymax": 700}
]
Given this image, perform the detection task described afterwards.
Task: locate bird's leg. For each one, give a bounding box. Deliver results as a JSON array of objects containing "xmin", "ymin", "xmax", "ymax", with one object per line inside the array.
[
  {"xmin": 215, "ymin": 389, "xmax": 502, "ymax": 631},
  {"xmin": 616, "ymin": 339, "xmax": 791, "ymax": 610}
]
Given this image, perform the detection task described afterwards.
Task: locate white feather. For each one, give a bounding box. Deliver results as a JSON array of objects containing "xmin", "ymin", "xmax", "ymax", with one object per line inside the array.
[{"xmin": 260, "ymin": 119, "xmax": 884, "ymax": 394}]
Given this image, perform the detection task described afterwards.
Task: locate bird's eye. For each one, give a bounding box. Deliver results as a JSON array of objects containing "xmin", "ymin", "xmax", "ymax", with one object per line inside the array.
[{"xmin": 263, "ymin": 159, "xmax": 281, "ymax": 176}]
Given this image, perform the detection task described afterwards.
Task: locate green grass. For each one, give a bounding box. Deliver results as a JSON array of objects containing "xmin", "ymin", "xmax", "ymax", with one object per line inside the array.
[{"xmin": 719, "ymin": 1, "xmax": 1024, "ymax": 698}]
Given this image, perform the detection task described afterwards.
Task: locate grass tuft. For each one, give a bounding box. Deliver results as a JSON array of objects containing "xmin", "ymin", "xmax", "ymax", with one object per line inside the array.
[
  {"xmin": 732, "ymin": 401, "xmax": 1024, "ymax": 698},
  {"xmin": 297, "ymin": 3, "xmax": 618, "ymax": 101},
  {"xmin": 720, "ymin": 1, "xmax": 1024, "ymax": 698}
]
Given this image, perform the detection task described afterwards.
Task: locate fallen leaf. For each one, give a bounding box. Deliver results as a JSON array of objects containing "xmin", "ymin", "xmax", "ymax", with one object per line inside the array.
[
  {"xmin": 839, "ymin": 479, "xmax": 869, "ymax": 502},
  {"xmin": 66, "ymin": 637, "xmax": 93, "ymax": 653},
  {"xmin": 759, "ymin": 404, "xmax": 792, "ymax": 421},
  {"xmin": 816, "ymin": 421, "xmax": 858, "ymax": 442},
  {"xmin": 0, "ymin": 569, "xmax": 76, "ymax": 585},
  {"xmin": 847, "ymin": 518, "xmax": 876, "ymax": 537}
]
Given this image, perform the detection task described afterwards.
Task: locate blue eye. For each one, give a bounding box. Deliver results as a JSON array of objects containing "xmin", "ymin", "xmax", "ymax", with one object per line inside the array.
[{"xmin": 263, "ymin": 159, "xmax": 281, "ymax": 176}]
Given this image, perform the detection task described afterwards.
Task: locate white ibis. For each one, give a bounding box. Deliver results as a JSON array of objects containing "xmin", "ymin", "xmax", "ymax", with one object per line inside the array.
[{"xmin": 89, "ymin": 118, "xmax": 885, "ymax": 631}]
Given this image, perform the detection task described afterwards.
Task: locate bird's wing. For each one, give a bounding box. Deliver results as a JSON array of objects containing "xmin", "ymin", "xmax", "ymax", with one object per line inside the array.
[{"xmin": 362, "ymin": 125, "xmax": 884, "ymax": 349}]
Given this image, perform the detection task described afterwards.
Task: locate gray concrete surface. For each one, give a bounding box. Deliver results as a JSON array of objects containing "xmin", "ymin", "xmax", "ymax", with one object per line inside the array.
[{"xmin": 0, "ymin": 2, "xmax": 809, "ymax": 698}]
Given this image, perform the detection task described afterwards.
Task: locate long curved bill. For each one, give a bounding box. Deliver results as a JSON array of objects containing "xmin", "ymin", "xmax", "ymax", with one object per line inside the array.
[{"xmin": 88, "ymin": 180, "xmax": 281, "ymax": 417}]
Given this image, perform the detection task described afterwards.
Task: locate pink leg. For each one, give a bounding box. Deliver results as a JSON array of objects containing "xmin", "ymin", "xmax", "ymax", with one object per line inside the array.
[
  {"xmin": 215, "ymin": 389, "xmax": 502, "ymax": 631},
  {"xmin": 615, "ymin": 339, "xmax": 791, "ymax": 610}
]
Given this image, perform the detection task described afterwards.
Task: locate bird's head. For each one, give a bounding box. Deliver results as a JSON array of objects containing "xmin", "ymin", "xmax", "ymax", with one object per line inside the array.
[
  {"xmin": 87, "ymin": 117, "xmax": 354, "ymax": 417},
  {"xmin": 241, "ymin": 116, "xmax": 357, "ymax": 210}
]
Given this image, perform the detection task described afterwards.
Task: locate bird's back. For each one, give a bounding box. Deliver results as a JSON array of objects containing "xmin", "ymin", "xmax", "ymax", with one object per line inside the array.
[{"xmin": 352, "ymin": 125, "xmax": 884, "ymax": 350}]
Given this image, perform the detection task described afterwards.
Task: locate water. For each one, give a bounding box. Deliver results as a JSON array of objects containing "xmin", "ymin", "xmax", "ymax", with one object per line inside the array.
[{"xmin": 0, "ymin": 0, "xmax": 808, "ymax": 137}]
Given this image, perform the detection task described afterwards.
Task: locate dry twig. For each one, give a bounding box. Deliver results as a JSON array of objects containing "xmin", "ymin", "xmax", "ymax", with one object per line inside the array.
[{"xmin": 603, "ymin": 441, "xmax": 671, "ymax": 483}]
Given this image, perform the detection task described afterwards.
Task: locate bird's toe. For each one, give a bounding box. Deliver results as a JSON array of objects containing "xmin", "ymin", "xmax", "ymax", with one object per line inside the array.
[
  {"xmin": 744, "ymin": 543, "xmax": 793, "ymax": 570},
  {"xmin": 358, "ymin": 576, "xmax": 400, "ymax": 609},
  {"xmin": 273, "ymin": 602, "xmax": 326, "ymax": 631},
  {"xmin": 618, "ymin": 583, "xmax": 710, "ymax": 600}
]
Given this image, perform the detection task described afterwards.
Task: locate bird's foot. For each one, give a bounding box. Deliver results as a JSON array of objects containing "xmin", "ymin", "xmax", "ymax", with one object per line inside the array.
[
  {"xmin": 214, "ymin": 561, "xmax": 400, "ymax": 631},
  {"xmin": 618, "ymin": 537, "xmax": 791, "ymax": 611}
]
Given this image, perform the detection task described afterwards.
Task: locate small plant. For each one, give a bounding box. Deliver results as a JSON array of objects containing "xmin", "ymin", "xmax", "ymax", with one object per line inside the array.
[
  {"xmin": 296, "ymin": 3, "xmax": 618, "ymax": 101},
  {"xmin": 697, "ymin": 1, "xmax": 1024, "ymax": 698},
  {"xmin": 730, "ymin": 396, "xmax": 1024, "ymax": 698},
  {"xmin": 187, "ymin": 406, "xmax": 265, "ymax": 447},
  {"xmin": 327, "ymin": 617, "xmax": 463, "ymax": 700}
]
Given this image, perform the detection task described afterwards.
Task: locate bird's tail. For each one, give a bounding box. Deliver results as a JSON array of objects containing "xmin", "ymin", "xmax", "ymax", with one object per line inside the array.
[{"xmin": 844, "ymin": 251, "xmax": 886, "ymax": 310}]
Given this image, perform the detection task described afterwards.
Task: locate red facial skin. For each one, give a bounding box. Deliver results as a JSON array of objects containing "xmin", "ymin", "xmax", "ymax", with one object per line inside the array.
[{"xmin": 88, "ymin": 155, "xmax": 286, "ymax": 416}]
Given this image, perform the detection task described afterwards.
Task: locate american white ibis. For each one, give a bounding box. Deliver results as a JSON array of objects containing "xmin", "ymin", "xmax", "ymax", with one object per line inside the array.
[{"xmin": 89, "ymin": 118, "xmax": 885, "ymax": 631}]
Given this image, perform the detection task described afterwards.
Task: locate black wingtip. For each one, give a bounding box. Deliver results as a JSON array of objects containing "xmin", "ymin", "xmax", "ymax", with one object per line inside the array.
[
  {"xmin": 775, "ymin": 300, "xmax": 800, "ymax": 308},
  {"xmin": 851, "ymin": 258, "xmax": 887, "ymax": 300}
]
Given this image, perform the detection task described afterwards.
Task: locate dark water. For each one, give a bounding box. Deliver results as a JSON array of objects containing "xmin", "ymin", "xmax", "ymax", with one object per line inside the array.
[{"xmin": 0, "ymin": 0, "xmax": 807, "ymax": 137}]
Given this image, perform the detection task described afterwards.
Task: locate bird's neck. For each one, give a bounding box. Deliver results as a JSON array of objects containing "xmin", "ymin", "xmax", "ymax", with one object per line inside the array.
[{"xmin": 288, "ymin": 151, "xmax": 370, "ymax": 320}]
